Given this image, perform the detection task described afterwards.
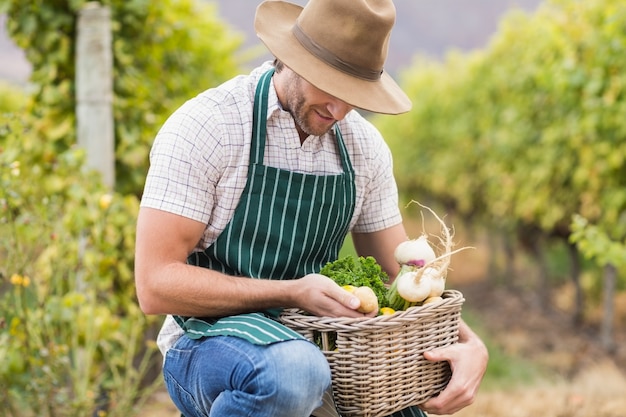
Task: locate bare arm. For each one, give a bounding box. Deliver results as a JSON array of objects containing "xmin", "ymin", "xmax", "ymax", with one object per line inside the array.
[
  {"xmin": 134, "ymin": 207, "xmax": 368, "ymax": 318},
  {"xmin": 351, "ymin": 222, "xmax": 407, "ymax": 279}
]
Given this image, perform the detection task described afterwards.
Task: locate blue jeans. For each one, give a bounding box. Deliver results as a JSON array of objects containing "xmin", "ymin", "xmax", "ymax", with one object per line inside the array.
[
  {"xmin": 163, "ymin": 335, "xmax": 428, "ymax": 417},
  {"xmin": 163, "ymin": 335, "xmax": 331, "ymax": 417}
]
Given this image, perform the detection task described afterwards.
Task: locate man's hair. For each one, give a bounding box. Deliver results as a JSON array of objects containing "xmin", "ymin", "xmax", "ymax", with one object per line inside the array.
[{"xmin": 273, "ymin": 58, "xmax": 285, "ymax": 73}]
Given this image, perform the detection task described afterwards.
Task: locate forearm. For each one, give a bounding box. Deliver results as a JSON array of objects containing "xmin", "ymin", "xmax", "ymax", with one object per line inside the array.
[
  {"xmin": 352, "ymin": 223, "xmax": 408, "ymax": 279},
  {"xmin": 134, "ymin": 207, "xmax": 303, "ymax": 317},
  {"xmin": 136, "ymin": 261, "xmax": 300, "ymax": 317}
]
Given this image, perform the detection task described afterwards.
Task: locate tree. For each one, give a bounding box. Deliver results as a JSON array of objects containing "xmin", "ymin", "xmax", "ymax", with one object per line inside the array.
[{"xmin": 3, "ymin": 0, "xmax": 244, "ymax": 194}]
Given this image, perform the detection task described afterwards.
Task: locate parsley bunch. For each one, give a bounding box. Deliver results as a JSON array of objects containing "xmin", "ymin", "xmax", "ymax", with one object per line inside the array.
[{"xmin": 320, "ymin": 256, "xmax": 390, "ymax": 309}]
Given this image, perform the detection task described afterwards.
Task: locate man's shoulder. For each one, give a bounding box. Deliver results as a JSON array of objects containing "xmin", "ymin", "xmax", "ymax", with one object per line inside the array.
[
  {"xmin": 194, "ymin": 74, "xmax": 254, "ymax": 110},
  {"xmin": 182, "ymin": 63, "xmax": 273, "ymax": 121},
  {"xmin": 198, "ymin": 62, "xmax": 272, "ymax": 102}
]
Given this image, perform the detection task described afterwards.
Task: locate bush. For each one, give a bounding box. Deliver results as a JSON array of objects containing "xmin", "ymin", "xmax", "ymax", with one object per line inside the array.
[
  {"xmin": 0, "ymin": 0, "xmax": 248, "ymax": 413},
  {"xmin": 0, "ymin": 113, "xmax": 160, "ymax": 416}
]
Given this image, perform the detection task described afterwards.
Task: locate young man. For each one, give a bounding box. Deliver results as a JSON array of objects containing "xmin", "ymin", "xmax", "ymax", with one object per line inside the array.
[{"xmin": 134, "ymin": 1, "xmax": 488, "ymax": 416}]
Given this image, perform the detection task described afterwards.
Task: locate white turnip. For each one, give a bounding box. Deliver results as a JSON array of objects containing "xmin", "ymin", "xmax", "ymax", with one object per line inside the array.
[
  {"xmin": 386, "ymin": 201, "xmax": 473, "ymax": 311},
  {"xmin": 394, "ymin": 235, "xmax": 436, "ymax": 267},
  {"xmin": 396, "ymin": 270, "xmax": 432, "ymax": 303}
]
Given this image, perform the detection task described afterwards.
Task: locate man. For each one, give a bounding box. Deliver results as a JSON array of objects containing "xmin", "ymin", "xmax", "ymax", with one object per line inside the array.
[{"xmin": 134, "ymin": 0, "xmax": 488, "ymax": 416}]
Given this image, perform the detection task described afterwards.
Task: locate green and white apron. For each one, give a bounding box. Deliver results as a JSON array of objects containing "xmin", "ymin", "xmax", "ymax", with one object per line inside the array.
[{"xmin": 173, "ymin": 68, "xmax": 356, "ymax": 344}]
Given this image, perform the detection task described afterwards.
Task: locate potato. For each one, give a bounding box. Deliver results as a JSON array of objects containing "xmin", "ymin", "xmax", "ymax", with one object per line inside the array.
[
  {"xmin": 353, "ymin": 286, "xmax": 378, "ymax": 313},
  {"xmin": 423, "ymin": 296, "xmax": 443, "ymax": 305}
]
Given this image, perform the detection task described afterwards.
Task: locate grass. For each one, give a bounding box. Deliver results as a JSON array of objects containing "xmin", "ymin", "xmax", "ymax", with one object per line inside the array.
[
  {"xmin": 454, "ymin": 359, "xmax": 626, "ymax": 417},
  {"xmin": 462, "ymin": 310, "xmax": 548, "ymax": 391}
]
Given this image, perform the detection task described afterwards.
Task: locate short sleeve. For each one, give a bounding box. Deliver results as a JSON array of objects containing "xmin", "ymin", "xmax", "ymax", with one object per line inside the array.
[{"xmin": 140, "ymin": 99, "xmax": 224, "ymax": 224}]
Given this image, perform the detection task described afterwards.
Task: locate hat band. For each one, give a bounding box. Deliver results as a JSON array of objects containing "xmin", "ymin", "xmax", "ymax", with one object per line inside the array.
[{"xmin": 292, "ymin": 23, "xmax": 383, "ymax": 81}]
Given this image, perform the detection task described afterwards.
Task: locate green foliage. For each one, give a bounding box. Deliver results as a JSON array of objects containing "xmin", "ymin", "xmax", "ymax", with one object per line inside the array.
[
  {"xmin": 461, "ymin": 311, "xmax": 546, "ymax": 390},
  {"xmin": 109, "ymin": 0, "xmax": 244, "ymax": 194},
  {"xmin": 1, "ymin": 0, "xmax": 247, "ymax": 414},
  {"xmin": 375, "ymin": 0, "xmax": 626, "ymax": 285},
  {"xmin": 0, "ymin": 82, "xmax": 28, "ymax": 112},
  {"xmin": 570, "ymin": 214, "xmax": 626, "ymax": 270},
  {"xmin": 0, "ymin": 114, "xmax": 161, "ymax": 415},
  {"xmin": 4, "ymin": 0, "xmax": 244, "ymax": 195},
  {"xmin": 320, "ymin": 256, "xmax": 390, "ymax": 309},
  {"xmin": 480, "ymin": 334, "xmax": 546, "ymax": 390}
]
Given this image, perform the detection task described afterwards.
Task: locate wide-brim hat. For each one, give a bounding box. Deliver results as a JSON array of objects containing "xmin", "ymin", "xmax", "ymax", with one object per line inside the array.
[{"xmin": 255, "ymin": 0, "xmax": 412, "ymax": 115}]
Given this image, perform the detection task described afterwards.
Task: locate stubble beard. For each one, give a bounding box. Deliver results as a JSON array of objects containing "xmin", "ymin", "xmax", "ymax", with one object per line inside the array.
[{"xmin": 285, "ymin": 77, "xmax": 334, "ymax": 138}]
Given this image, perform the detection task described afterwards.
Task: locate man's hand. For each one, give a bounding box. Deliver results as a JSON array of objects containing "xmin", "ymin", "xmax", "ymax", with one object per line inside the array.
[
  {"xmin": 292, "ymin": 274, "xmax": 378, "ymax": 318},
  {"xmin": 420, "ymin": 320, "xmax": 488, "ymax": 415}
]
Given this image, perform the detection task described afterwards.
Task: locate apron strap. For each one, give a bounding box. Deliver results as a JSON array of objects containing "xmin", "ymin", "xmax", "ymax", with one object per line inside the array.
[{"xmin": 251, "ymin": 68, "xmax": 274, "ymax": 165}]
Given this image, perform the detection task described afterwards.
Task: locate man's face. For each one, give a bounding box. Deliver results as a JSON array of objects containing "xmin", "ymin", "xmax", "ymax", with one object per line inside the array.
[{"xmin": 281, "ymin": 69, "xmax": 354, "ymax": 138}]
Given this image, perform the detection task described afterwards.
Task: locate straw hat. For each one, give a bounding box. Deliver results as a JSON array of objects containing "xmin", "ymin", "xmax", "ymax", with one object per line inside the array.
[{"xmin": 255, "ymin": 0, "xmax": 412, "ymax": 115}]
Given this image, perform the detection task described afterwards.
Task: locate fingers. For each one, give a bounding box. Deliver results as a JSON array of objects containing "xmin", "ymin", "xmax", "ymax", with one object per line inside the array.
[
  {"xmin": 337, "ymin": 288, "xmax": 361, "ymax": 310},
  {"xmin": 423, "ymin": 348, "xmax": 446, "ymax": 362},
  {"xmin": 298, "ymin": 274, "xmax": 364, "ymax": 317},
  {"xmin": 311, "ymin": 274, "xmax": 361, "ymax": 310},
  {"xmin": 420, "ymin": 379, "xmax": 476, "ymax": 416},
  {"xmin": 419, "ymin": 343, "xmax": 485, "ymax": 415}
]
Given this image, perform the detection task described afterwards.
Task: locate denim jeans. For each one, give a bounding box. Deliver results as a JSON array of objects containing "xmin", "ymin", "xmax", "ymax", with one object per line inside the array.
[
  {"xmin": 163, "ymin": 335, "xmax": 331, "ymax": 417},
  {"xmin": 163, "ymin": 335, "xmax": 428, "ymax": 417}
]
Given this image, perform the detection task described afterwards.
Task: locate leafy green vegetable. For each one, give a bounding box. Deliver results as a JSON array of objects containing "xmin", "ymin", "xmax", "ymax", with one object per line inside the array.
[{"xmin": 320, "ymin": 256, "xmax": 390, "ymax": 309}]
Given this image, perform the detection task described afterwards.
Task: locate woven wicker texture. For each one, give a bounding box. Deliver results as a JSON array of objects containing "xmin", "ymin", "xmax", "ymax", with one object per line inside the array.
[{"xmin": 279, "ymin": 289, "xmax": 464, "ymax": 417}]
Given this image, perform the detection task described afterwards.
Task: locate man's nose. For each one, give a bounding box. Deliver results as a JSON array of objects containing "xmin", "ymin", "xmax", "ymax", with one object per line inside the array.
[{"xmin": 327, "ymin": 98, "xmax": 353, "ymax": 121}]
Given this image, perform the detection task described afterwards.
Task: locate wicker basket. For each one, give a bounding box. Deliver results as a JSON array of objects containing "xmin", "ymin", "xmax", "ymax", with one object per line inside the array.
[{"xmin": 278, "ymin": 289, "xmax": 464, "ymax": 417}]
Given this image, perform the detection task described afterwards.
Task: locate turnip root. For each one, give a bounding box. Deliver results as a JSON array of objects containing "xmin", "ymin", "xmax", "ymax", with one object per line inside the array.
[{"xmin": 427, "ymin": 268, "xmax": 445, "ymax": 298}]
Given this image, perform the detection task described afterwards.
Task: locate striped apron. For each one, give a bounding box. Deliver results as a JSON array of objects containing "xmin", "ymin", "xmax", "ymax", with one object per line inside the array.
[{"xmin": 173, "ymin": 68, "xmax": 356, "ymax": 344}]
